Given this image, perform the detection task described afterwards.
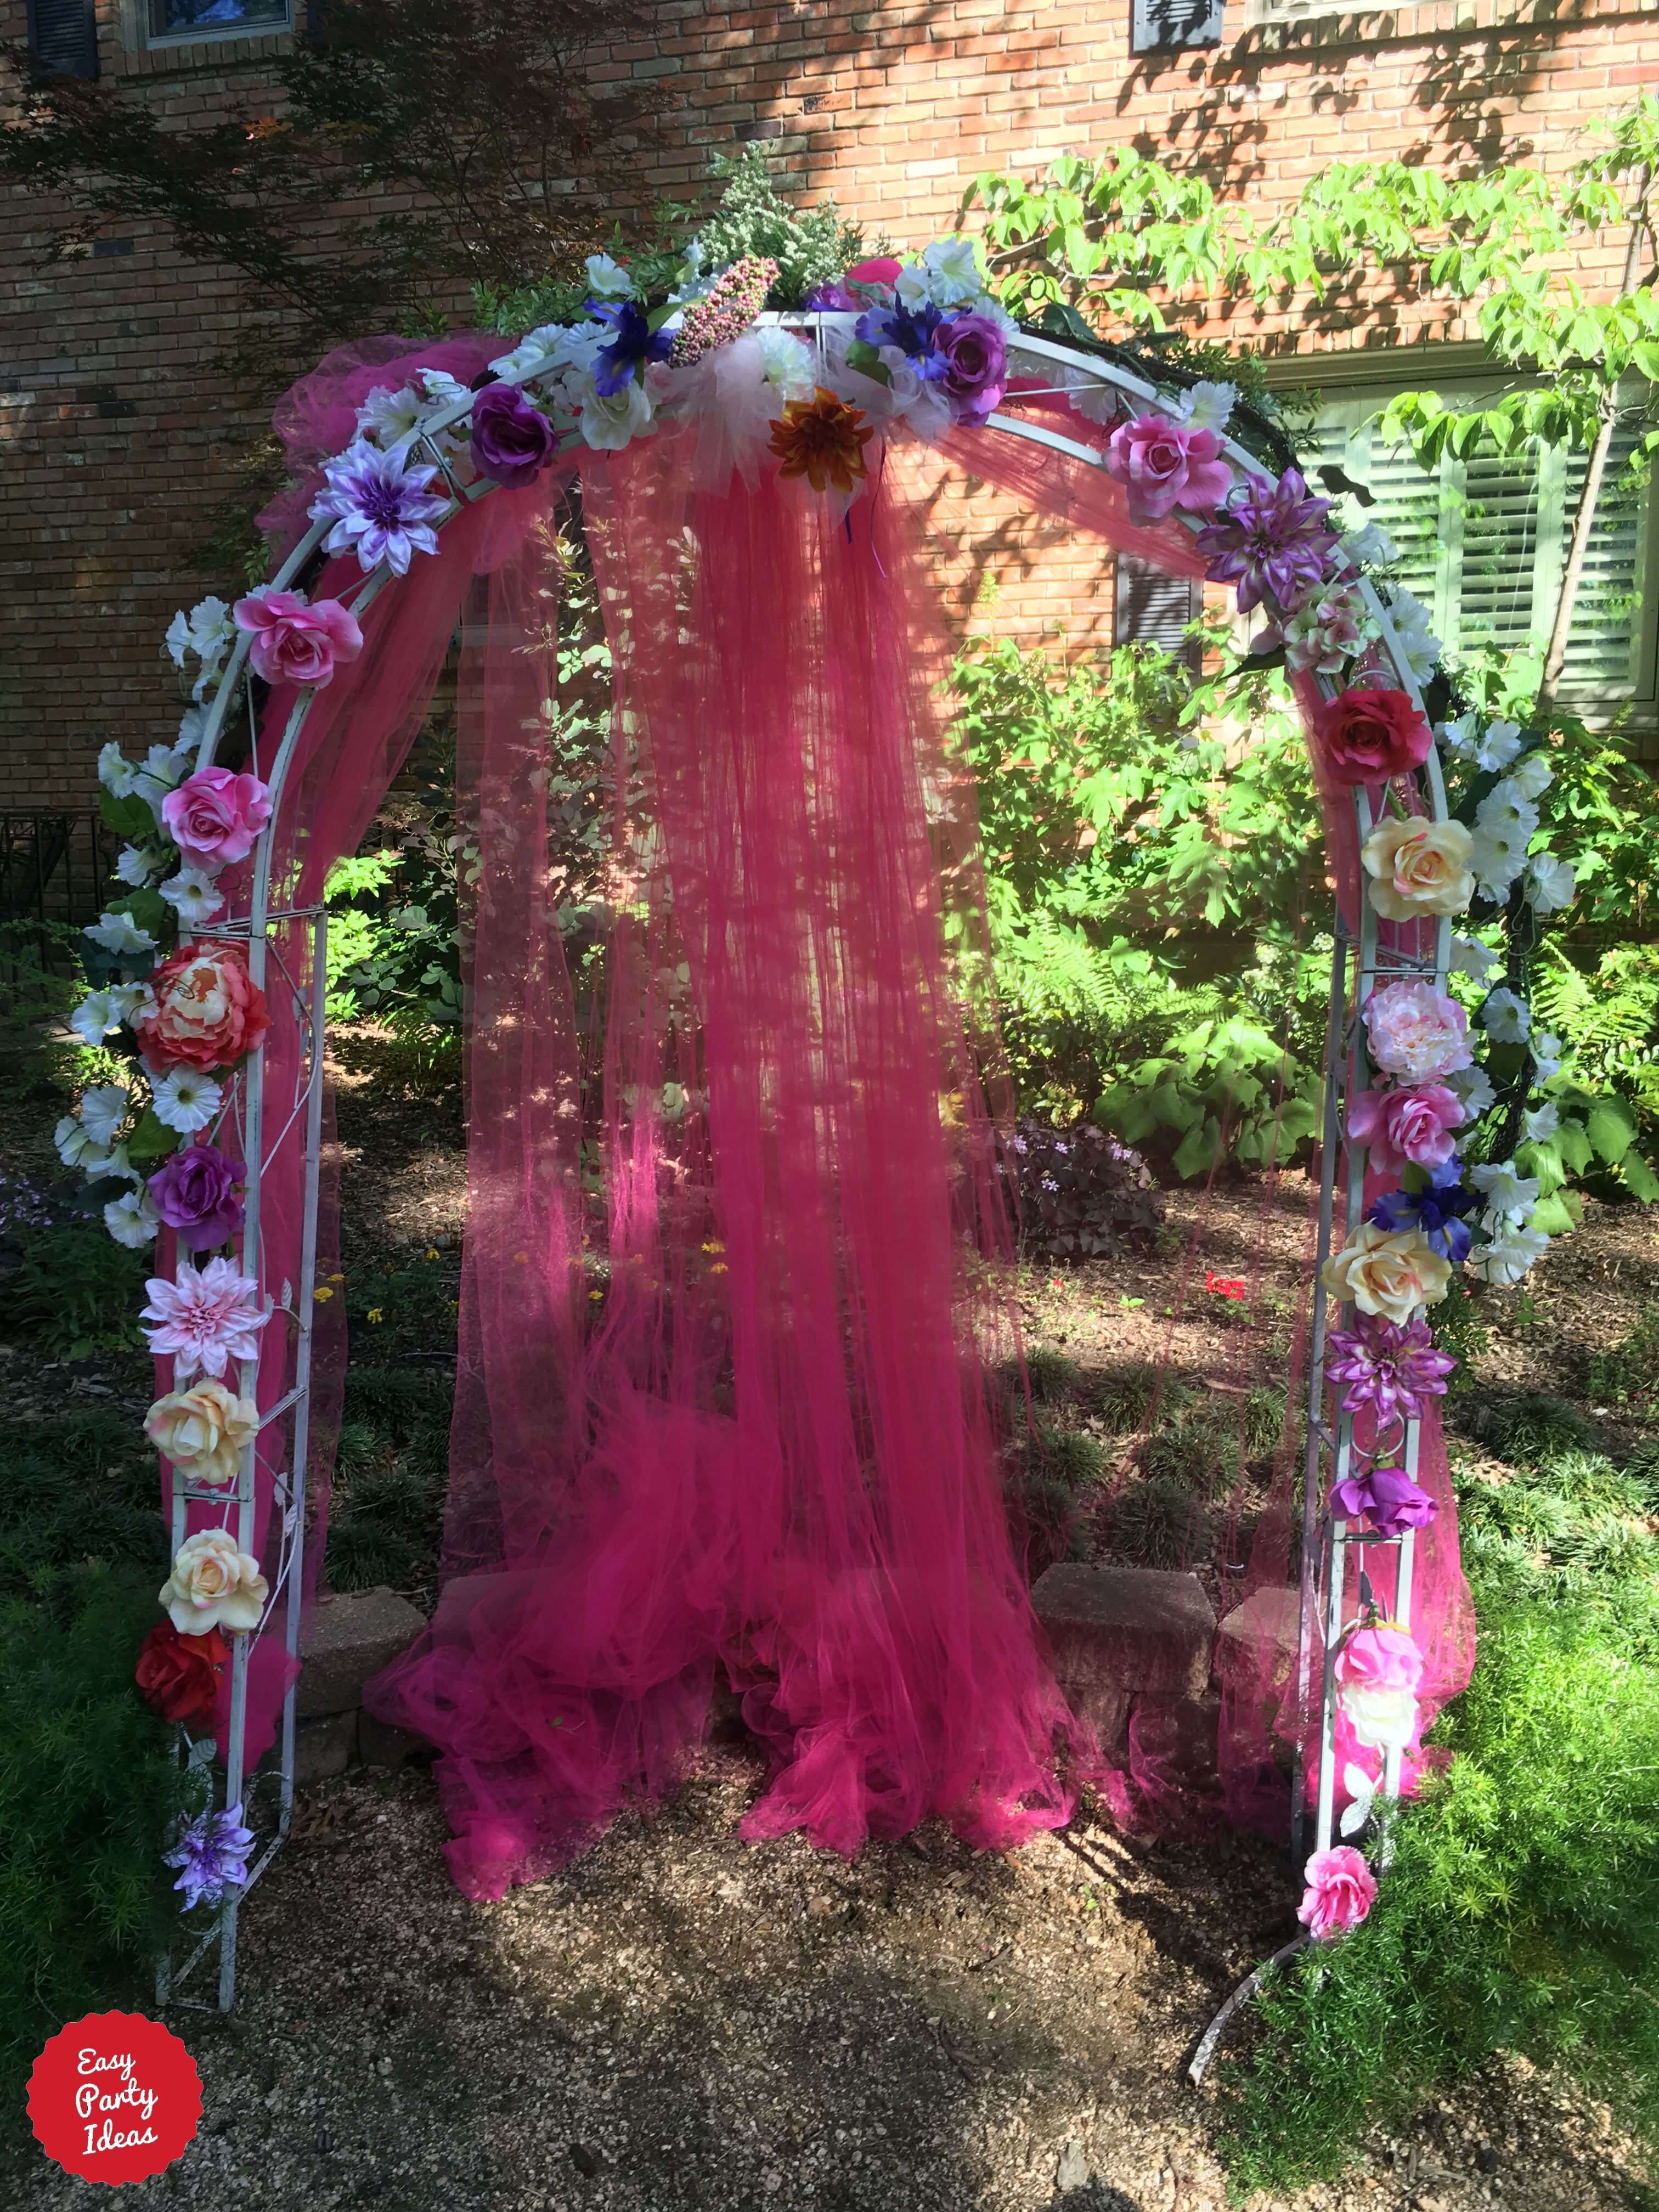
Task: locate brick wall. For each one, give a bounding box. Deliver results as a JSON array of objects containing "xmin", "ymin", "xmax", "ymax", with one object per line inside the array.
[{"xmin": 3, "ymin": 0, "xmax": 1654, "ymax": 811}]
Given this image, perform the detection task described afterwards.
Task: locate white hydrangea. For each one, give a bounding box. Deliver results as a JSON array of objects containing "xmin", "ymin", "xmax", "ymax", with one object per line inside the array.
[
  {"xmin": 754, "ymin": 324, "xmax": 816, "ymax": 398},
  {"xmin": 1480, "ymin": 986, "xmax": 1531, "ymax": 1044}
]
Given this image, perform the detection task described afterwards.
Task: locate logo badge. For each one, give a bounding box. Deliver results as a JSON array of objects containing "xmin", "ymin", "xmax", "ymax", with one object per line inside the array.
[{"xmin": 28, "ymin": 2012, "xmax": 201, "ymax": 2183}]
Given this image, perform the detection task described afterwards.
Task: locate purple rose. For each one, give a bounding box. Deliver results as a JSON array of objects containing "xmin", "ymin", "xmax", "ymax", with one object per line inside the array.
[
  {"xmin": 148, "ymin": 1143, "xmax": 245, "ymax": 1254},
  {"xmin": 802, "ymin": 280, "xmax": 862, "ymax": 311},
  {"xmin": 930, "ymin": 312, "xmax": 1008, "ymax": 427},
  {"xmin": 469, "ymin": 382, "xmax": 557, "ymax": 490},
  {"xmin": 1330, "ymin": 1464, "xmax": 1437, "ymax": 1540}
]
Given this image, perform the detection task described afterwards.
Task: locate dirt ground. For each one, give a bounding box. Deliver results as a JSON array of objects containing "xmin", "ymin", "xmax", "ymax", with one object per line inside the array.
[{"xmin": 7, "ymin": 1037, "xmax": 1657, "ymax": 2211}]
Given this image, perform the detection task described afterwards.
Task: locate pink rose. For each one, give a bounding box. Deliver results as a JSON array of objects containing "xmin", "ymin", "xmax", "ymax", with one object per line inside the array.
[
  {"xmin": 160, "ymin": 767, "xmax": 273, "ymax": 873},
  {"xmin": 1346, "ymin": 1084, "xmax": 1465, "ymax": 1177},
  {"xmin": 233, "ymin": 589, "xmax": 364, "ymax": 690},
  {"xmin": 1297, "ymin": 1846, "xmax": 1377, "ymax": 1941},
  {"xmin": 844, "ymin": 257, "xmax": 903, "ymax": 289},
  {"xmin": 1105, "ymin": 414, "xmax": 1233, "ymax": 526},
  {"xmin": 1362, "ymin": 980, "xmax": 1472, "ymax": 1085},
  {"xmin": 1336, "ymin": 1620, "xmax": 1425, "ymax": 1697}
]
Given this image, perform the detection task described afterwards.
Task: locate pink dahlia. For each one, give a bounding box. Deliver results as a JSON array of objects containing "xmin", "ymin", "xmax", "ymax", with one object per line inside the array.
[
  {"xmin": 142, "ymin": 1256, "xmax": 269, "ymax": 1381},
  {"xmin": 1324, "ymin": 1313, "xmax": 1456, "ymax": 1424}
]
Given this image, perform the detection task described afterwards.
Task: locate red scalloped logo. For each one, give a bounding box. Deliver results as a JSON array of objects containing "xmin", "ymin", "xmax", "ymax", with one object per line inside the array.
[{"xmin": 27, "ymin": 2011, "xmax": 201, "ymax": 2183}]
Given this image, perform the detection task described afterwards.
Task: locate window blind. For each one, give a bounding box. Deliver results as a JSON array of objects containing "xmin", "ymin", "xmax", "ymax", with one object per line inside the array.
[{"xmin": 1311, "ymin": 388, "xmax": 1647, "ymax": 708}]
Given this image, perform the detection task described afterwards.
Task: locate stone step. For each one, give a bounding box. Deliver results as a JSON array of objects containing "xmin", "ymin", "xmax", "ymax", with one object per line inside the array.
[
  {"xmin": 296, "ymin": 1584, "xmax": 428, "ymax": 1719},
  {"xmin": 1031, "ymin": 1562, "xmax": 1217, "ymax": 1701}
]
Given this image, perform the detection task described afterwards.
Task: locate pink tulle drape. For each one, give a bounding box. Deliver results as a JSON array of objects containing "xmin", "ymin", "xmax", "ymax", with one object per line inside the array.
[{"xmin": 228, "ymin": 339, "xmax": 1471, "ymax": 1884}]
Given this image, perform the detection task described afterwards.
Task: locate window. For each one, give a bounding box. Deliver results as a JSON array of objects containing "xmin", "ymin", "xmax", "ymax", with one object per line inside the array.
[
  {"xmin": 1311, "ymin": 383, "xmax": 1654, "ymax": 716},
  {"xmin": 26, "ymin": 0, "xmax": 98, "ymax": 77},
  {"xmin": 1115, "ymin": 556, "xmax": 1203, "ymax": 670},
  {"xmin": 148, "ymin": 0, "xmax": 289, "ymax": 41}
]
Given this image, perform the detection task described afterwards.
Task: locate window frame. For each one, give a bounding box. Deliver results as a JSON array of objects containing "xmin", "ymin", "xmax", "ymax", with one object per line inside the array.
[{"xmin": 140, "ymin": 0, "xmax": 292, "ymax": 49}]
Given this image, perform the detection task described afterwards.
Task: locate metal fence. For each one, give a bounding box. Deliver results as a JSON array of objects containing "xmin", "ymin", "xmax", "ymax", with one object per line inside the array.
[{"xmin": 1, "ymin": 811, "xmax": 115, "ymax": 933}]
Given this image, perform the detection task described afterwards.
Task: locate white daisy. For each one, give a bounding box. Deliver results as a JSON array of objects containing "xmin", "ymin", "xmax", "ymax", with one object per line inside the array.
[
  {"xmin": 151, "ymin": 1066, "xmax": 225, "ymax": 1136},
  {"xmin": 355, "ymin": 384, "xmax": 425, "ymax": 453}
]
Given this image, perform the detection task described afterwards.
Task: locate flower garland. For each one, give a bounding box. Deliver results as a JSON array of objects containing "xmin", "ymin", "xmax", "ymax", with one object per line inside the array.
[{"xmin": 60, "ymin": 222, "xmax": 1582, "ymax": 1931}]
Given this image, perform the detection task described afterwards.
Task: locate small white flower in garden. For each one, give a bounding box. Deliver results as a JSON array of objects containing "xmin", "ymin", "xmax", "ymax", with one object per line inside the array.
[
  {"xmin": 1383, "ymin": 586, "xmax": 1443, "ymax": 681},
  {"xmin": 1480, "ymin": 986, "xmax": 1531, "ymax": 1044},
  {"xmin": 354, "ymin": 384, "xmax": 426, "ymax": 453},
  {"xmin": 1531, "ymin": 1030, "xmax": 1564, "ymax": 1081},
  {"xmin": 1339, "ymin": 521, "xmax": 1399, "ymax": 569},
  {"xmin": 159, "ymin": 866, "xmax": 225, "ymax": 926},
  {"xmin": 105, "ymin": 1186, "xmax": 161, "ymax": 1249},
  {"xmin": 1469, "ymin": 826, "xmax": 1527, "ymax": 902},
  {"xmin": 87, "ymin": 907, "xmax": 157, "ymax": 958},
  {"xmin": 584, "ymin": 252, "xmax": 635, "ymax": 300},
  {"xmin": 79, "ymin": 1084, "xmax": 130, "ymax": 1150},
  {"xmin": 1447, "ymin": 1063, "xmax": 1496, "ymax": 1117},
  {"xmin": 1471, "ymin": 719, "xmax": 1522, "ymax": 772},
  {"xmin": 1449, "ymin": 933, "xmax": 1498, "ymax": 982},
  {"xmin": 1180, "ymin": 380, "xmax": 1238, "ymax": 433},
  {"xmin": 1468, "ymin": 1224, "xmax": 1550, "ymax": 1286},
  {"xmin": 1506, "ymin": 748, "xmax": 1553, "ymax": 800},
  {"xmin": 166, "ymin": 596, "xmax": 236, "ymax": 700},
  {"xmin": 1523, "ymin": 1103, "xmax": 1559, "ymax": 1143},
  {"xmin": 115, "ymin": 844, "xmax": 161, "ymax": 889},
  {"xmin": 1470, "ymin": 1159, "xmax": 1539, "ymax": 1222},
  {"xmin": 98, "ymin": 742, "xmax": 138, "ymax": 797},
  {"xmin": 579, "ymin": 375, "xmax": 654, "ymax": 453},
  {"xmin": 151, "ymin": 1066, "xmax": 225, "ymax": 1137},
  {"xmin": 1477, "ymin": 781, "xmax": 1539, "ymax": 848},
  {"xmin": 1525, "ymin": 854, "xmax": 1576, "ymax": 915},
  {"xmin": 70, "ymin": 989, "xmax": 119, "ymax": 1046}
]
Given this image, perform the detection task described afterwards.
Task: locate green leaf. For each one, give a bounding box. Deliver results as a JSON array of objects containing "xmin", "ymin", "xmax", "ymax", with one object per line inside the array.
[
  {"xmin": 125, "ymin": 1109, "xmax": 179, "ymax": 1167},
  {"xmin": 99, "ymin": 788, "xmax": 156, "ymax": 842},
  {"xmin": 843, "ymin": 338, "xmax": 891, "ymax": 385},
  {"xmin": 1172, "ymin": 1115, "xmax": 1221, "ymax": 1181},
  {"xmin": 1555, "ymin": 1119, "xmax": 1594, "ymax": 1175},
  {"xmin": 1619, "ymin": 1150, "xmax": 1659, "ymax": 1203},
  {"xmin": 1530, "ymin": 1192, "xmax": 1577, "ymax": 1236},
  {"xmin": 1585, "ymin": 1098, "xmax": 1637, "ymax": 1166}
]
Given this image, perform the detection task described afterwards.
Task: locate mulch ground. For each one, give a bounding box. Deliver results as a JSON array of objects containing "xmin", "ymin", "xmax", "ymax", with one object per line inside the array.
[{"xmin": 5, "ymin": 1030, "xmax": 1656, "ymax": 2211}]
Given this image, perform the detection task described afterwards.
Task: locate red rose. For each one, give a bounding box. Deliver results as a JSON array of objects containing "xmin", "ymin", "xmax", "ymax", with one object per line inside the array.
[
  {"xmin": 134, "ymin": 941, "xmax": 271, "ymax": 1073},
  {"xmin": 1316, "ymin": 687, "xmax": 1432, "ymax": 784},
  {"xmin": 134, "ymin": 1620, "xmax": 229, "ymax": 1725}
]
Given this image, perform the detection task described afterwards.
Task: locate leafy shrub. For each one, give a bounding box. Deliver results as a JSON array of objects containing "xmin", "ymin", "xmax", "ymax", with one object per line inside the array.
[
  {"xmin": 999, "ymin": 1116, "xmax": 1163, "ymax": 1258},
  {"xmin": 0, "ymin": 1411, "xmax": 169, "ymax": 1602},
  {"xmin": 691, "ymin": 144, "xmax": 870, "ymax": 308},
  {"xmin": 1090, "ymin": 1360, "xmax": 1169, "ymax": 1435},
  {"xmin": 1111, "ymin": 1470, "xmax": 1214, "ymax": 1570},
  {"xmin": 0, "ymin": 1212, "xmax": 149, "ymax": 1361}
]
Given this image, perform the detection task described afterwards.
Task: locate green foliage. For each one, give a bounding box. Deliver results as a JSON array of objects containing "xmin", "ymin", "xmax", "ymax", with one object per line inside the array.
[
  {"xmin": 325, "ymin": 1341, "xmax": 456, "ymax": 1594},
  {"xmin": 0, "ymin": 1216, "xmax": 149, "ymax": 1361},
  {"xmin": 0, "ymin": 1565, "xmax": 188, "ymax": 2107},
  {"xmin": 0, "ymin": 1409, "xmax": 171, "ymax": 1603},
  {"xmin": 692, "ymin": 144, "xmax": 869, "ymax": 309},
  {"xmin": 1584, "ymin": 1302, "xmax": 1659, "ymax": 1418},
  {"xmin": 952, "ymin": 630, "xmax": 1329, "ymax": 1173}
]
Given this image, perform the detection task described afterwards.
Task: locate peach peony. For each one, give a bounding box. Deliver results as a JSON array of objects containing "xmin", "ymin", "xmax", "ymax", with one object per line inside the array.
[
  {"xmin": 1361, "ymin": 816, "xmax": 1475, "ymax": 922},
  {"xmin": 145, "ymin": 1378, "xmax": 260, "ymax": 1487},
  {"xmin": 159, "ymin": 1528, "xmax": 269, "ymax": 1634},
  {"xmin": 1363, "ymin": 980, "xmax": 1472, "ymax": 1085},
  {"xmin": 133, "ymin": 941, "xmax": 270, "ymax": 1073},
  {"xmin": 1321, "ymin": 1222, "xmax": 1452, "ymax": 1324}
]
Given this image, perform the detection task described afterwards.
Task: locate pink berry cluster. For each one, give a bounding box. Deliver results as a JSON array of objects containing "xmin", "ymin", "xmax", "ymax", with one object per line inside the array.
[{"xmin": 669, "ymin": 255, "xmax": 780, "ymax": 366}]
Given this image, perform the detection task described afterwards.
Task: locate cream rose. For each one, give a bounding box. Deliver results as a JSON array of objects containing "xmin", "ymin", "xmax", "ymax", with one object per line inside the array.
[
  {"xmin": 144, "ymin": 1379, "xmax": 259, "ymax": 1487},
  {"xmin": 1361, "ymin": 816, "xmax": 1475, "ymax": 922},
  {"xmin": 160, "ymin": 1528, "xmax": 269, "ymax": 1634},
  {"xmin": 1321, "ymin": 1222, "xmax": 1452, "ymax": 1324},
  {"xmin": 1339, "ymin": 1678, "xmax": 1420, "ymax": 1753}
]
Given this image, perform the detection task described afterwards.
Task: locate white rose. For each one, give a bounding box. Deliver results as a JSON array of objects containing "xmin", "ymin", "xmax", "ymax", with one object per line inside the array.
[
  {"xmin": 579, "ymin": 376, "xmax": 654, "ymax": 452},
  {"xmin": 1339, "ymin": 1680, "xmax": 1419, "ymax": 1753},
  {"xmin": 160, "ymin": 1528, "xmax": 269, "ymax": 1634}
]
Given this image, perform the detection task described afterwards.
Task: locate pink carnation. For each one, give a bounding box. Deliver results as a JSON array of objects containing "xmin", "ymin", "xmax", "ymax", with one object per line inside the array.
[
  {"xmin": 1106, "ymin": 414, "xmax": 1233, "ymax": 526},
  {"xmin": 233, "ymin": 589, "xmax": 363, "ymax": 690},
  {"xmin": 141, "ymin": 1256, "xmax": 269, "ymax": 1382},
  {"xmin": 1297, "ymin": 1846, "xmax": 1377, "ymax": 1941},
  {"xmin": 1362, "ymin": 980, "xmax": 1472, "ymax": 1085},
  {"xmin": 1346, "ymin": 1084, "xmax": 1465, "ymax": 1177},
  {"xmin": 160, "ymin": 767, "xmax": 273, "ymax": 873}
]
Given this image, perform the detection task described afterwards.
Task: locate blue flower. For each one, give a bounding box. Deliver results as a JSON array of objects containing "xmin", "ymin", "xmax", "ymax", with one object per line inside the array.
[
  {"xmin": 854, "ymin": 298, "xmax": 951, "ymax": 380},
  {"xmin": 589, "ymin": 301, "xmax": 674, "ymax": 397},
  {"xmin": 1368, "ymin": 1167, "xmax": 1477, "ymax": 1263},
  {"xmin": 163, "ymin": 1801, "xmax": 256, "ymax": 1913}
]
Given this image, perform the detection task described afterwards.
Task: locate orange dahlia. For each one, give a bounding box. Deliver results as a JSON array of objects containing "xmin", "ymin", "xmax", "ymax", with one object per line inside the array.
[{"xmin": 766, "ymin": 387, "xmax": 873, "ymax": 494}]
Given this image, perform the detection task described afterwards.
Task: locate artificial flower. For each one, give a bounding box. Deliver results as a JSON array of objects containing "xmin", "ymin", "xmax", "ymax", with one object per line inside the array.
[
  {"xmin": 1316, "ymin": 686, "xmax": 1432, "ymax": 783},
  {"xmin": 148, "ymin": 1142, "xmax": 245, "ymax": 1252},
  {"xmin": 81, "ymin": 1139, "xmax": 138, "ymax": 1185},
  {"xmin": 1331, "ymin": 1463, "xmax": 1437, "ymax": 1539},
  {"xmin": 159, "ymin": 866, "xmax": 225, "ymax": 927},
  {"xmin": 768, "ymin": 387, "xmax": 874, "ymax": 495},
  {"xmin": 55, "ymin": 1114, "xmax": 104, "ymax": 1170},
  {"xmin": 1382, "ymin": 584, "xmax": 1442, "ymax": 682},
  {"xmin": 1335, "ymin": 1620, "xmax": 1424, "ymax": 1753},
  {"xmin": 99, "ymin": 741, "xmax": 139, "ymax": 798},
  {"xmin": 87, "ymin": 908, "xmax": 157, "ymax": 958},
  {"xmin": 1336, "ymin": 520, "xmax": 1399, "ymax": 569},
  {"xmin": 1480, "ymin": 985, "xmax": 1530, "ymax": 1045},
  {"xmin": 1178, "ymin": 379, "xmax": 1238, "ymax": 432},
  {"xmin": 590, "ymin": 300, "xmax": 676, "ymax": 396},
  {"xmin": 894, "ymin": 236, "xmax": 984, "ymax": 308},
  {"xmin": 115, "ymin": 844, "xmax": 161, "ymax": 889},
  {"xmin": 1531, "ymin": 1030, "xmax": 1563, "ymax": 1082},
  {"xmin": 1469, "ymin": 1158, "xmax": 1539, "ymax": 1222},
  {"xmin": 584, "ymin": 251, "xmax": 634, "ymax": 299},
  {"xmin": 1346, "ymin": 1083, "xmax": 1465, "ymax": 1177},
  {"xmin": 134, "ymin": 1621, "xmax": 229, "ymax": 1726},
  {"xmin": 132, "ymin": 740, "xmax": 198, "ymax": 822},
  {"xmin": 105, "ymin": 1186, "xmax": 160, "ymax": 1248},
  {"xmin": 146, "ymin": 1379, "xmax": 261, "ymax": 1488},
  {"xmin": 930, "ymin": 312, "xmax": 1009, "ymax": 427},
  {"xmin": 160, "ymin": 766, "xmax": 272, "ymax": 874},
  {"xmin": 1195, "ymin": 468, "xmax": 1337, "ymax": 612},
  {"xmin": 78, "ymin": 1083, "xmax": 130, "ymax": 1150},
  {"xmin": 1283, "ymin": 584, "xmax": 1382, "ymax": 675},
  {"xmin": 1361, "ymin": 816, "xmax": 1475, "ymax": 922},
  {"xmin": 753, "ymin": 324, "xmax": 816, "ymax": 397},
  {"xmin": 354, "ymin": 383, "xmax": 425, "ymax": 453},
  {"xmin": 1469, "ymin": 823, "xmax": 1529, "ymax": 903},
  {"xmin": 469, "ymin": 382, "xmax": 558, "ymax": 489},
  {"xmin": 579, "ymin": 375, "xmax": 655, "ymax": 452},
  {"xmin": 150, "ymin": 1066, "xmax": 224, "ymax": 1136},
  {"xmin": 1322, "ymin": 1222, "xmax": 1452, "ymax": 1324},
  {"xmin": 70, "ymin": 989, "xmax": 120, "ymax": 1046},
  {"xmin": 667, "ymin": 256, "xmax": 778, "ymax": 366},
  {"xmin": 1449, "ymin": 933, "xmax": 1498, "ymax": 982},
  {"xmin": 1522, "ymin": 1103, "xmax": 1559, "ymax": 1142},
  {"xmin": 1476, "ymin": 780, "xmax": 1539, "ymax": 849},
  {"xmin": 135, "ymin": 943, "xmax": 270, "ymax": 1073},
  {"xmin": 309, "ymin": 440, "xmax": 448, "ymax": 577},
  {"xmin": 166, "ymin": 596, "xmax": 236, "ymax": 700},
  {"xmin": 1438, "ymin": 715, "xmax": 1522, "ymax": 772},
  {"xmin": 233, "ymin": 589, "xmax": 364, "ymax": 690},
  {"xmin": 163, "ymin": 1802, "xmax": 255, "ymax": 1912},
  {"xmin": 142, "ymin": 1258, "xmax": 268, "ymax": 1381},
  {"xmin": 1466, "ymin": 1223, "xmax": 1550, "ymax": 1285},
  {"xmin": 855, "ymin": 295, "xmax": 949, "ymax": 377},
  {"xmin": 1105, "ymin": 412, "xmax": 1232, "ymax": 526},
  {"xmin": 1367, "ymin": 1167, "xmax": 1477, "ymax": 1263},
  {"xmin": 1525, "ymin": 854, "xmax": 1576, "ymax": 914},
  {"xmin": 1297, "ymin": 1846, "xmax": 1378, "ymax": 1940},
  {"xmin": 160, "ymin": 1528, "xmax": 268, "ymax": 1633},
  {"xmin": 1363, "ymin": 979, "xmax": 1472, "ymax": 1084},
  {"xmin": 802, "ymin": 279, "xmax": 863, "ymax": 311},
  {"xmin": 1446, "ymin": 1062, "xmax": 1496, "ymax": 1118},
  {"xmin": 1506, "ymin": 748, "xmax": 1554, "ymax": 800}
]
